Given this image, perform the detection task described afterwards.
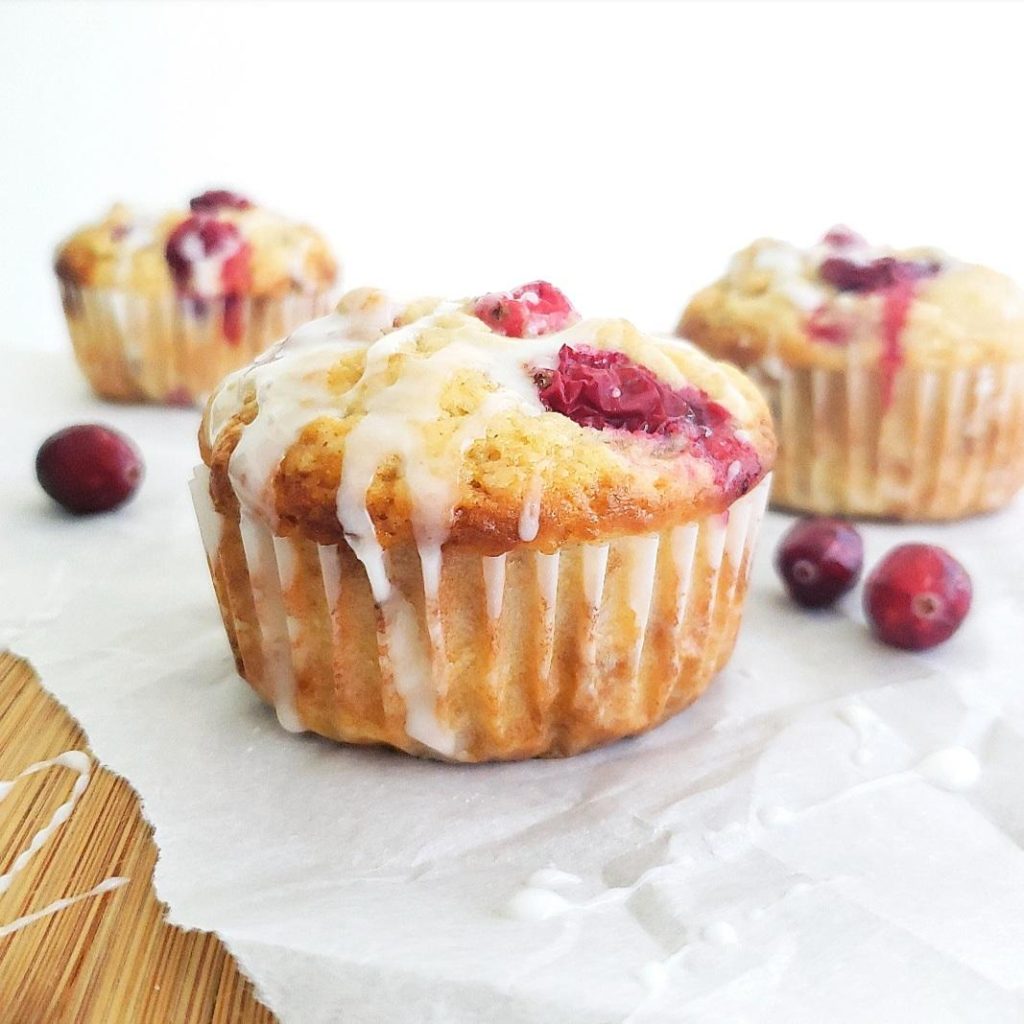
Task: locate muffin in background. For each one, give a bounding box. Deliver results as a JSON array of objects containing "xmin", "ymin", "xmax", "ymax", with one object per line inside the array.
[
  {"xmin": 679, "ymin": 228, "xmax": 1024, "ymax": 520},
  {"xmin": 55, "ymin": 190, "xmax": 338, "ymax": 406},
  {"xmin": 191, "ymin": 283, "xmax": 776, "ymax": 762}
]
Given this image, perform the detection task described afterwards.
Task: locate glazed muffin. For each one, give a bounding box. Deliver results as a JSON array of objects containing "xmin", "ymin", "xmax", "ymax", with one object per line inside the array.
[
  {"xmin": 191, "ymin": 282, "xmax": 776, "ymax": 762},
  {"xmin": 679, "ymin": 228, "xmax": 1024, "ymax": 520},
  {"xmin": 55, "ymin": 189, "xmax": 338, "ymax": 405}
]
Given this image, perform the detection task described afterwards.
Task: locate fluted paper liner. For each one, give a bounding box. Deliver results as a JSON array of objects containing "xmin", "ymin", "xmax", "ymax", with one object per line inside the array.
[
  {"xmin": 60, "ymin": 283, "xmax": 332, "ymax": 406},
  {"xmin": 190, "ymin": 470, "xmax": 771, "ymax": 762},
  {"xmin": 748, "ymin": 358, "xmax": 1024, "ymax": 520}
]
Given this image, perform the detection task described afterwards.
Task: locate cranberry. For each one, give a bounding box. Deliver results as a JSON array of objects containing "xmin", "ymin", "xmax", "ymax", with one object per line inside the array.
[
  {"xmin": 164, "ymin": 386, "xmax": 194, "ymax": 407},
  {"xmin": 165, "ymin": 216, "xmax": 252, "ymax": 296},
  {"xmin": 775, "ymin": 517, "xmax": 863, "ymax": 608},
  {"xmin": 189, "ymin": 189, "xmax": 253, "ymax": 213},
  {"xmin": 821, "ymin": 225, "xmax": 866, "ymax": 248},
  {"xmin": 818, "ymin": 255, "xmax": 941, "ymax": 293},
  {"xmin": 864, "ymin": 544, "xmax": 972, "ymax": 651},
  {"xmin": 878, "ymin": 280, "xmax": 915, "ymax": 407},
  {"xmin": 535, "ymin": 345, "xmax": 761, "ymax": 493},
  {"xmin": 36, "ymin": 425, "xmax": 143, "ymax": 515},
  {"xmin": 473, "ymin": 281, "xmax": 578, "ymax": 338},
  {"xmin": 805, "ymin": 306, "xmax": 851, "ymax": 345},
  {"xmin": 221, "ymin": 294, "xmax": 246, "ymax": 346}
]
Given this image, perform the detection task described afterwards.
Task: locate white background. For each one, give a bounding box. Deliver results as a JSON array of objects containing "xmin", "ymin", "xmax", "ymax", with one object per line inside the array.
[{"xmin": 3, "ymin": 0, "xmax": 1024, "ymax": 353}]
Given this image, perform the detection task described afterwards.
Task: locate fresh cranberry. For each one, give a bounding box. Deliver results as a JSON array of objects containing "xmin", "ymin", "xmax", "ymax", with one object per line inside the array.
[
  {"xmin": 864, "ymin": 544, "xmax": 972, "ymax": 651},
  {"xmin": 165, "ymin": 216, "xmax": 252, "ymax": 296},
  {"xmin": 821, "ymin": 225, "xmax": 867, "ymax": 248},
  {"xmin": 535, "ymin": 345, "xmax": 761, "ymax": 493},
  {"xmin": 775, "ymin": 517, "xmax": 863, "ymax": 608},
  {"xmin": 189, "ymin": 189, "xmax": 253, "ymax": 213},
  {"xmin": 473, "ymin": 281, "xmax": 578, "ymax": 338},
  {"xmin": 36, "ymin": 425, "xmax": 143, "ymax": 515},
  {"xmin": 819, "ymin": 255, "xmax": 941, "ymax": 293}
]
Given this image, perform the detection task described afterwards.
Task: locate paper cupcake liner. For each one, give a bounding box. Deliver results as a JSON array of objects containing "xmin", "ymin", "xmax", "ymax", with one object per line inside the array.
[
  {"xmin": 190, "ymin": 470, "xmax": 771, "ymax": 762},
  {"xmin": 748, "ymin": 359, "xmax": 1024, "ymax": 520},
  {"xmin": 59, "ymin": 284, "xmax": 333, "ymax": 406}
]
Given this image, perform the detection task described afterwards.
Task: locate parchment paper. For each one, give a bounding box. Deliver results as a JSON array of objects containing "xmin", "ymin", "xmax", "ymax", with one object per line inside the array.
[{"xmin": 4, "ymin": 350, "xmax": 1024, "ymax": 1023}]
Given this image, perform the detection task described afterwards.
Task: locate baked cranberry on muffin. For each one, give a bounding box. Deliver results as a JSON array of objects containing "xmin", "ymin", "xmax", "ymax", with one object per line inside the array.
[
  {"xmin": 679, "ymin": 228, "xmax": 1024, "ymax": 520},
  {"xmin": 55, "ymin": 190, "xmax": 338, "ymax": 405},
  {"xmin": 191, "ymin": 283, "xmax": 775, "ymax": 762}
]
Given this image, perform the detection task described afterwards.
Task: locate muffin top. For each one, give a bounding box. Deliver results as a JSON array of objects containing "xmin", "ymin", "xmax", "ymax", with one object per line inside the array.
[
  {"xmin": 679, "ymin": 227, "xmax": 1024, "ymax": 378},
  {"xmin": 55, "ymin": 189, "xmax": 337, "ymax": 300},
  {"xmin": 201, "ymin": 283, "xmax": 775, "ymax": 557}
]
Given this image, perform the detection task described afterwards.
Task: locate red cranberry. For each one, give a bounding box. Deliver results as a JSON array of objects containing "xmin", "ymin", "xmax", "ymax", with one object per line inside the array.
[
  {"xmin": 775, "ymin": 517, "xmax": 863, "ymax": 608},
  {"xmin": 819, "ymin": 255, "xmax": 941, "ymax": 293},
  {"xmin": 36, "ymin": 425, "xmax": 143, "ymax": 515},
  {"xmin": 535, "ymin": 345, "xmax": 761, "ymax": 494},
  {"xmin": 165, "ymin": 216, "xmax": 251, "ymax": 296},
  {"xmin": 864, "ymin": 544, "xmax": 972, "ymax": 651},
  {"xmin": 222, "ymin": 293, "xmax": 246, "ymax": 346},
  {"xmin": 821, "ymin": 225, "xmax": 867, "ymax": 248},
  {"xmin": 164, "ymin": 386, "xmax": 194, "ymax": 407},
  {"xmin": 805, "ymin": 306, "xmax": 851, "ymax": 345},
  {"xmin": 878, "ymin": 280, "xmax": 915, "ymax": 407},
  {"xmin": 189, "ymin": 189, "xmax": 253, "ymax": 213},
  {"xmin": 473, "ymin": 281, "xmax": 578, "ymax": 338}
]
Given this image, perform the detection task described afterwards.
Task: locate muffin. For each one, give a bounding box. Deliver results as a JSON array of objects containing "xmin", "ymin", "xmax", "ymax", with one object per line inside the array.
[
  {"xmin": 191, "ymin": 282, "xmax": 776, "ymax": 761},
  {"xmin": 679, "ymin": 227, "xmax": 1024, "ymax": 520},
  {"xmin": 55, "ymin": 189, "xmax": 338, "ymax": 405}
]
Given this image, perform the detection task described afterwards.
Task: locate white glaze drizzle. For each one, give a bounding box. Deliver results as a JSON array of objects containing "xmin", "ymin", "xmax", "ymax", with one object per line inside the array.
[
  {"xmin": 916, "ymin": 746, "xmax": 981, "ymax": 792},
  {"xmin": 379, "ymin": 584, "xmax": 457, "ymax": 757},
  {"xmin": 518, "ymin": 475, "xmax": 543, "ymax": 542},
  {"xmin": 419, "ymin": 541, "xmax": 446, "ymax": 668},
  {"xmin": 504, "ymin": 887, "xmax": 572, "ymax": 922},
  {"xmin": 527, "ymin": 867, "xmax": 582, "ymax": 888},
  {"xmin": 0, "ymin": 751, "xmax": 91, "ymax": 896},
  {"xmin": 482, "ymin": 555, "xmax": 507, "ymax": 623},
  {"xmin": 741, "ymin": 241, "xmax": 828, "ymax": 311},
  {"xmin": 838, "ymin": 702, "xmax": 878, "ymax": 766},
  {"xmin": 0, "ymin": 876, "xmax": 129, "ymax": 940},
  {"xmin": 701, "ymin": 921, "xmax": 739, "ymax": 946},
  {"xmin": 188, "ymin": 466, "xmax": 223, "ymax": 561}
]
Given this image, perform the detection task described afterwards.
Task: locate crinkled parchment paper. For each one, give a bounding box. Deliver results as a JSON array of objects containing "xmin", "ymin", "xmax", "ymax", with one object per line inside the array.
[{"xmin": 4, "ymin": 351, "xmax": 1024, "ymax": 1023}]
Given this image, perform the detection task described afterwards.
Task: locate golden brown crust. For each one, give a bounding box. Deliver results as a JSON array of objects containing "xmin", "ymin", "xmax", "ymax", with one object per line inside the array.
[
  {"xmin": 201, "ymin": 306, "xmax": 777, "ymax": 554},
  {"xmin": 54, "ymin": 202, "xmax": 337, "ymax": 299},
  {"xmin": 680, "ymin": 238, "xmax": 1024, "ymax": 371}
]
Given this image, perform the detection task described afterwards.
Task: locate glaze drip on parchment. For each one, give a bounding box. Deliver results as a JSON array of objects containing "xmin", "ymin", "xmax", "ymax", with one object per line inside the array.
[{"xmin": 0, "ymin": 751, "xmax": 128, "ymax": 937}]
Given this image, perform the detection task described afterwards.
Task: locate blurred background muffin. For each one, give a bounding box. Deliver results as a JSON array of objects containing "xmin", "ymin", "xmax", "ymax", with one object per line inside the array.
[
  {"xmin": 679, "ymin": 228, "xmax": 1024, "ymax": 520},
  {"xmin": 55, "ymin": 189, "xmax": 338, "ymax": 406}
]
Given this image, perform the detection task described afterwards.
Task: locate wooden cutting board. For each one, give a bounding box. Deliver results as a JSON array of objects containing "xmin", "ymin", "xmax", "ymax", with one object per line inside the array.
[{"xmin": 0, "ymin": 652, "xmax": 277, "ymax": 1024}]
